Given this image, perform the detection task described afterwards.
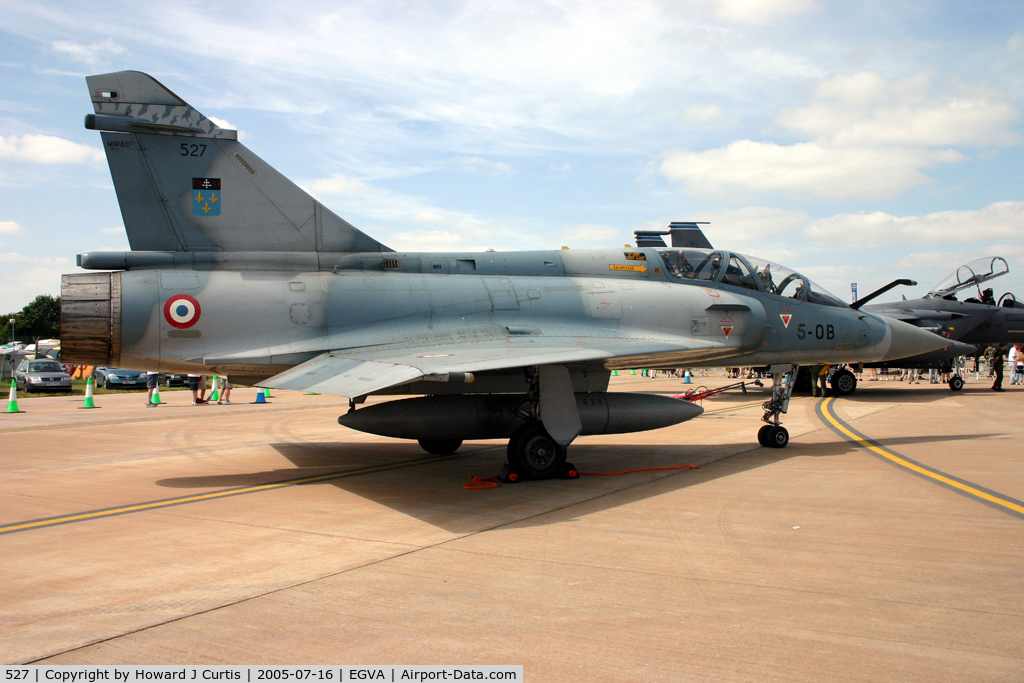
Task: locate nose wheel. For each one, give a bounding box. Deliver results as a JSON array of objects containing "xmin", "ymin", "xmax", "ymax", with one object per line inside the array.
[
  {"xmin": 757, "ymin": 424, "xmax": 790, "ymax": 448},
  {"xmin": 760, "ymin": 364, "xmax": 797, "ymax": 449}
]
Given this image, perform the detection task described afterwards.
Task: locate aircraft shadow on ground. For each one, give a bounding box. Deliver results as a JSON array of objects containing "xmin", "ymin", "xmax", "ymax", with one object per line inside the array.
[{"xmin": 153, "ymin": 428, "xmax": 996, "ymax": 533}]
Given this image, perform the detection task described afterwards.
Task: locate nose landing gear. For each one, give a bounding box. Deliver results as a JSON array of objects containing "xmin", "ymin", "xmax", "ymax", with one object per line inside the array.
[{"xmin": 760, "ymin": 364, "xmax": 797, "ymax": 448}]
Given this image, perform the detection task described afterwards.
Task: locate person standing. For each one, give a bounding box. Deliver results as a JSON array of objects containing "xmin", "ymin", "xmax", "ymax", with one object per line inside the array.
[
  {"xmin": 217, "ymin": 376, "xmax": 233, "ymax": 404},
  {"xmin": 1010, "ymin": 344, "xmax": 1020, "ymax": 385},
  {"xmin": 145, "ymin": 370, "xmax": 160, "ymax": 407},
  {"xmin": 1015, "ymin": 345, "xmax": 1024, "ymax": 385},
  {"xmin": 991, "ymin": 345, "xmax": 1006, "ymax": 391},
  {"xmin": 188, "ymin": 373, "xmax": 208, "ymax": 405}
]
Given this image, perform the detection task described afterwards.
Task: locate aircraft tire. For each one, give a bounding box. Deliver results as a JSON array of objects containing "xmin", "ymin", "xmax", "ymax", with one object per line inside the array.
[
  {"xmin": 418, "ymin": 438, "xmax": 463, "ymax": 455},
  {"xmin": 768, "ymin": 426, "xmax": 789, "ymax": 448},
  {"xmin": 949, "ymin": 375, "xmax": 965, "ymax": 391},
  {"xmin": 757, "ymin": 425, "xmax": 772, "ymax": 447},
  {"xmin": 507, "ymin": 422, "xmax": 566, "ymax": 480},
  {"xmin": 830, "ymin": 369, "xmax": 857, "ymax": 396}
]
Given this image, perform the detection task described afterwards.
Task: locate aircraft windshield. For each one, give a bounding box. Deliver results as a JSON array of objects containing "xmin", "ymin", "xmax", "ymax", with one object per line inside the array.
[
  {"xmin": 928, "ymin": 257, "xmax": 1009, "ymax": 298},
  {"xmin": 742, "ymin": 255, "xmax": 803, "ymax": 299},
  {"xmin": 804, "ymin": 277, "xmax": 849, "ymax": 307},
  {"xmin": 658, "ymin": 249, "xmax": 849, "ymax": 307}
]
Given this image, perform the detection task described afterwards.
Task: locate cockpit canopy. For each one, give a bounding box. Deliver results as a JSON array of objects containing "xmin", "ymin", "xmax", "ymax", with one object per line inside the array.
[
  {"xmin": 656, "ymin": 248, "xmax": 848, "ymax": 307},
  {"xmin": 928, "ymin": 257, "xmax": 1008, "ymax": 298}
]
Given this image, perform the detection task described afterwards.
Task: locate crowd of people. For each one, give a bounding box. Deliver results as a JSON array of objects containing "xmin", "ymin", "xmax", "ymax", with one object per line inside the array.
[
  {"xmin": 632, "ymin": 344, "xmax": 1024, "ymax": 394},
  {"xmin": 145, "ymin": 372, "xmax": 234, "ymax": 407}
]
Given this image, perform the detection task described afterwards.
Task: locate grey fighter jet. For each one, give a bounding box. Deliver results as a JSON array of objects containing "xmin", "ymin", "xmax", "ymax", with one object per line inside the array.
[
  {"xmin": 857, "ymin": 257, "xmax": 1024, "ymax": 389},
  {"xmin": 61, "ymin": 71, "xmax": 950, "ymax": 478}
]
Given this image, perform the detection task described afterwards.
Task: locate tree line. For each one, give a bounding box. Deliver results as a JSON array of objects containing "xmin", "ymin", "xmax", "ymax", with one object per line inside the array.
[{"xmin": 1, "ymin": 295, "xmax": 61, "ymax": 344}]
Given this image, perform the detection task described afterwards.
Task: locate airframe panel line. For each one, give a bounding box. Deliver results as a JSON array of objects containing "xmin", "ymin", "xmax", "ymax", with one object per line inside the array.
[
  {"xmin": 816, "ymin": 397, "xmax": 1024, "ymax": 520},
  {"xmin": 0, "ymin": 450, "xmax": 490, "ymax": 536}
]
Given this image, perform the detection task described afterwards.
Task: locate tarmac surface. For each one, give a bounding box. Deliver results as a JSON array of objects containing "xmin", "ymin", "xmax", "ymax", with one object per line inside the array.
[{"xmin": 2, "ymin": 372, "xmax": 1023, "ymax": 681}]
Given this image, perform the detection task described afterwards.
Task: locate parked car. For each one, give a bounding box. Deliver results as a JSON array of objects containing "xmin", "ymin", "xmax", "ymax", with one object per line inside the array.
[
  {"xmin": 159, "ymin": 372, "xmax": 188, "ymax": 387},
  {"xmin": 15, "ymin": 359, "xmax": 73, "ymax": 393},
  {"xmin": 93, "ymin": 367, "xmax": 148, "ymax": 389}
]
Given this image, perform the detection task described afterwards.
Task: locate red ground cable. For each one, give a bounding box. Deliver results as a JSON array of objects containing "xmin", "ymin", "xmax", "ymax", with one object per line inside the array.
[{"xmin": 464, "ymin": 475, "xmax": 501, "ymax": 489}]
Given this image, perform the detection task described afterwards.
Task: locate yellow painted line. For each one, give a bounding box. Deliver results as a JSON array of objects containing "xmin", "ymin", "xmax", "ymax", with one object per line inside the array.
[
  {"xmin": 820, "ymin": 397, "xmax": 1024, "ymax": 518},
  {"xmin": 0, "ymin": 452, "xmax": 469, "ymax": 536}
]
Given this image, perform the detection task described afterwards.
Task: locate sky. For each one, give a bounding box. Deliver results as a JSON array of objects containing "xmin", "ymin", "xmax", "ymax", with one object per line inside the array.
[{"xmin": 1, "ymin": 0, "xmax": 1023, "ymax": 315}]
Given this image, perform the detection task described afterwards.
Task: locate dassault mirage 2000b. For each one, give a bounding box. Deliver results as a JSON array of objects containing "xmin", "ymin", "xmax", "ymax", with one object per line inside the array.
[{"xmin": 61, "ymin": 71, "xmax": 950, "ymax": 479}]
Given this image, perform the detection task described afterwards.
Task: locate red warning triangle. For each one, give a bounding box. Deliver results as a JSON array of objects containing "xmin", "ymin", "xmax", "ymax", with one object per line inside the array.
[
  {"xmin": 780, "ymin": 314, "xmax": 792, "ymax": 328},
  {"xmin": 721, "ymin": 325, "xmax": 734, "ymax": 339}
]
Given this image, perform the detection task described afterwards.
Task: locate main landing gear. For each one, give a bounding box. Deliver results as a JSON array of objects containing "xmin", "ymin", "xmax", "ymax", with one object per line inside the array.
[
  {"xmin": 759, "ymin": 364, "xmax": 797, "ymax": 449},
  {"xmin": 498, "ymin": 367, "xmax": 579, "ymax": 482},
  {"xmin": 501, "ymin": 422, "xmax": 577, "ymax": 481}
]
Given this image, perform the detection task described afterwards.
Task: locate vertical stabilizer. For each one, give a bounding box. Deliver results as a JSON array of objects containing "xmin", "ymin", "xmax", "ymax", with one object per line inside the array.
[{"xmin": 85, "ymin": 71, "xmax": 390, "ymax": 253}]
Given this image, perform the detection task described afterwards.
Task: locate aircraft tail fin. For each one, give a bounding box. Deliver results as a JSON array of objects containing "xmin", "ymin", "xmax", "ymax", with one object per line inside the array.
[{"xmin": 85, "ymin": 71, "xmax": 390, "ymax": 253}]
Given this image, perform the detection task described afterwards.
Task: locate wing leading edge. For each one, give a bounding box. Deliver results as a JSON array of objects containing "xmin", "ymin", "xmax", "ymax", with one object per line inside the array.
[{"xmin": 256, "ymin": 332, "xmax": 729, "ymax": 398}]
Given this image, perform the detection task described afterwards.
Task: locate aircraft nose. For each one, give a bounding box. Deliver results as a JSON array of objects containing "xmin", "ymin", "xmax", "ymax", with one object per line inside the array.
[{"xmin": 883, "ymin": 318, "xmax": 961, "ymax": 361}]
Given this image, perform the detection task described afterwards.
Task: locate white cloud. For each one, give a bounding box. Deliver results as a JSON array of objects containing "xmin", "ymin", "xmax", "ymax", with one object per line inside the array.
[
  {"xmin": 51, "ymin": 39, "xmax": 124, "ymax": 65},
  {"xmin": 456, "ymin": 156, "xmax": 511, "ymax": 174},
  {"xmin": 0, "ymin": 252, "xmax": 79, "ymax": 312},
  {"xmin": 661, "ymin": 140, "xmax": 962, "ymax": 200},
  {"xmin": 804, "ymin": 201, "xmax": 1024, "ymax": 245},
  {"xmin": 0, "ymin": 134, "xmax": 105, "ymax": 164},
  {"xmin": 306, "ymin": 173, "xmax": 372, "ymax": 197},
  {"xmin": 0, "ymin": 221, "xmax": 24, "ymax": 234},
  {"xmin": 777, "ymin": 72, "xmax": 1021, "ymax": 148},
  {"xmin": 305, "ymin": 172, "xmax": 523, "ymax": 249},
  {"xmin": 710, "ymin": 0, "xmax": 817, "ymax": 25},
  {"xmin": 558, "ymin": 224, "xmax": 623, "ymax": 245},
  {"xmin": 660, "ymin": 70, "xmax": 1018, "ymax": 200},
  {"xmin": 681, "ymin": 105, "xmax": 724, "ymax": 122},
  {"xmin": 688, "ymin": 206, "xmax": 810, "ymax": 246},
  {"xmin": 889, "ymin": 251, "xmax": 975, "ymax": 272},
  {"xmin": 385, "ymin": 229, "xmax": 479, "ymax": 252}
]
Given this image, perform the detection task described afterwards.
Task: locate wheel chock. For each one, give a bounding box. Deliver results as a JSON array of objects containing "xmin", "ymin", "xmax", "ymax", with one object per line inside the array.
[
  {"xmin": 497, "ymin": 463, "xmax": 521, "ymax": 483},
  {"xmin": 559, "ymin": 462, "xmax": 580, "ymax": 479}
]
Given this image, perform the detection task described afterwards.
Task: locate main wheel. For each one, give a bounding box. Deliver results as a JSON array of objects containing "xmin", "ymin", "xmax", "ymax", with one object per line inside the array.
[
  {"xmin": 757, "ymin": 425, "xmax": 773, "ymax": 447},
  {"xmin": 949, "ymin": 375, "xmax": 965, "ymax": 391},
  {"xmin": 417, "ymin": 438, "xmax": 463, "ymax": 454},
  {"xmin": 768, "ymin": 426, "xmax": 789, "ymax": 448},
  {"xmin": 830, "ymin": 369, "xmax": 857, "ymax": 396},
  {"xmin": 507, "ymin": 422, "xmax": 566, "ymax": 480}
]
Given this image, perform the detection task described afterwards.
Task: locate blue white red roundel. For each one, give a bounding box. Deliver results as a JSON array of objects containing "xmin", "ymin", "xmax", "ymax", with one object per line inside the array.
[{"xmin": 164, "ymin": 294, "xmax": 201, "ymax": 329}]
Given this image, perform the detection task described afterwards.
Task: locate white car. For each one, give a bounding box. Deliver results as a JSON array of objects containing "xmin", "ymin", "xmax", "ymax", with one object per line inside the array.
[{"xmin": 15, "ymin": 359, "xmax": 73, "ymax": 393}]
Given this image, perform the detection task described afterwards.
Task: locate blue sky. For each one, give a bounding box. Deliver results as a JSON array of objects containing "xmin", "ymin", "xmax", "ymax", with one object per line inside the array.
[{"xmin": 1, "ymin": 0, "xmax": 1023, "ymax": 313}]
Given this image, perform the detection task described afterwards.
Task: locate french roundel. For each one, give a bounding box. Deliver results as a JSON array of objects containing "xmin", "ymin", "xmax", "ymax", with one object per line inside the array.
[{"xmin": 164, "ymin": 294, "xmax": 201, "ymax": 329}]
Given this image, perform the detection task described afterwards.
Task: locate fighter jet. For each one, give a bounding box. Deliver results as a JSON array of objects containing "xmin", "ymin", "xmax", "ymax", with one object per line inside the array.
[
  {"xmin": 61, "ymin": 71, "xmax": 950, "ymax": 479},
  {"xmin": 856, "ymin": 257, "xmax": 1024, "ymax": 389}
]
